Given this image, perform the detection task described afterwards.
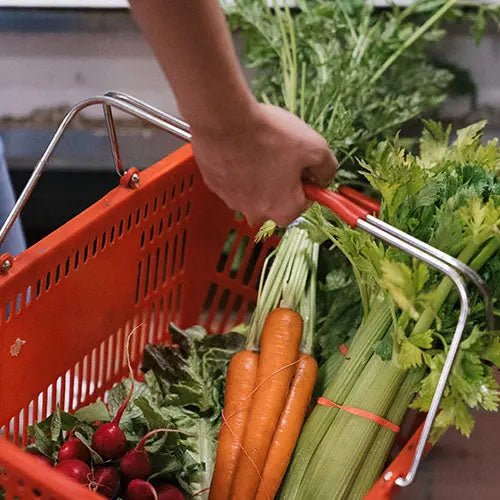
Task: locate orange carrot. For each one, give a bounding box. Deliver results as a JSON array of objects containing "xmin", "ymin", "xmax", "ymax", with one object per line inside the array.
[
  {"xmin": 209, "ymin": 350, "xmax": 259, "ymax": 500},
  {"xmin": 256, "ymin": 353, "xmax": 318, "ymax": 500},
  {"xmin": 230, "ymin": 308, "xmax": 303, "ymax": 500}
]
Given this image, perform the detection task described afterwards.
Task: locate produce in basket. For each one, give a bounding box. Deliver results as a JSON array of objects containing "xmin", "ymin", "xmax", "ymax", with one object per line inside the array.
[
  {"xmin": 25, "ymin": 324, "xmax": 245, "ymax": 498},
  {"xmin": 225, "ymin": 2, "xmax": 499, "ymax": 496},
  {"xmin": 282, "ymin": 121, "xmax": 500, "ymax": 499},
  {"xmin": 210, "ymin": 227, "xmax": 318, "ymax": 500}
]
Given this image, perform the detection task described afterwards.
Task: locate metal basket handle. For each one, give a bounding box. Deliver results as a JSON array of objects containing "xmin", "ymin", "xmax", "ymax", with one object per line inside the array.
[{"xmin": 0, "ymin": 94, "xmax": 192, "ymax": 251}]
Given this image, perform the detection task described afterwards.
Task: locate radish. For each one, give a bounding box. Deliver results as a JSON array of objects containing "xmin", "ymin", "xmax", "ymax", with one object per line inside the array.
[
  {"xmin": 54, "ymin": 458, "xmax": 91, "ymax": 484},
  {"xmin": 58, "ymin": 429, "xmax": 90, "ymax": 463},
  {"xmin": 89, "ymin": 465, "xmax": 120, "ymax": 498},
  {"xmin": 120, "ymin": 428, "xmax": 191, "ymax": 480},
  {"xmin": 127, "ymin": 479, "xmax": 158, "ymax": 500},
  {"xmin": 91, "ymin": 419, "xmax": 128, "ymax": 460},
  {"xmin": 156, "ymin": 483, "xmax": 184, "ymax": 500},
  {"xmin": 92, "ymin": 329, "xmax": 138, "ymax": 460}
]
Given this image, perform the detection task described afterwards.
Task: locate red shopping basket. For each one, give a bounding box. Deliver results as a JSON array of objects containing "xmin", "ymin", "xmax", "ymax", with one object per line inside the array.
[{"xmin": 0, "ymin": 94, "xmax": 430, "ymax": 499}]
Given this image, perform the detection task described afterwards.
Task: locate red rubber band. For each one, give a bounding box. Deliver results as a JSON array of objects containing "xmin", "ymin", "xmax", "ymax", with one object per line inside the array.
[
  {"xmin": 192, "ymin": 487, "xmax": 211, "ymax": 497},
  {"xmin": 339, "ymin": 344, "xmax": 348, "ymax": 355},
  {"xmin": 317, "ymin": 397, "xmax": 400, "ymax": 433}
]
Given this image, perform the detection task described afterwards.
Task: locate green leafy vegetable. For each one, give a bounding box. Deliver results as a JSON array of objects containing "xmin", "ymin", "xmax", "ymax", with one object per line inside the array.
[
  {"xmin": 228, "ymin": 0, "xmax": 455, "ymax": 169},
  {"xmin": 26, "ymin": 325, "xmax": 244, "ymax": 497},
  {"xmin": 286, "ymin": 122, "xmax": 499, "ymax": 499},
  {"xmin": 314, "ymin": 255, "xmax": 362, "ymax": 363}
]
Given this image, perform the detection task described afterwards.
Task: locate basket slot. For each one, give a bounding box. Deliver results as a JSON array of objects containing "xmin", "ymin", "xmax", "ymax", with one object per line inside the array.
[
  {"xmin": 230, "ymin": 236, "xmax": 252, "ymax": 280},
  {"xmin": 248, "ymin": 243, "xmax": 273, "ymax": 290},
  {"xmin": 203, "ymin": 284, "xmax": 222, "ymax": 329},
  {"xmin": 216, "ymin": 229, "xmax": 238, "ymax": 273},
  {"xmin": 152, "ymin": 247, "xmax": 161, "ymax": 292},
  {"xmin": 155, "ymin": 296, "xmax": 166, "ymax": 342},
  {"xmin": 219, "ymin": 293, "xmax": 244, "ymax": 333},
  {"xmin": 66, "ymin": 369, "xmax": 75, "ymax": 413},
  {"xmin": 143, "ymin": 253, "xmax": 152, "ymax": 299},
  {"xmin": 171, "ymin": 234, "xmax": 179, "ymax": 278},
  {"xmin": 228, "ymin": 236, "xmax": 250, "ymax": 279},
  {"xmin": 89, "ymin": 348, "xmax": 97, "ymax": 397},
  {"xmin": 213, "ymin": 288, "xmax": 232, "ymax": 333}
]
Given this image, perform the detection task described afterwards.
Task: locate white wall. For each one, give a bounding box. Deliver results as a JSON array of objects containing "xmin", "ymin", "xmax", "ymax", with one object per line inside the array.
[
  {"xmin": 0, "ymin": 11, "xmax": 499, "ymax": 129},
  {"xmin": 0, "ymin": 30, "xmax": 178, "ymax": 119}
]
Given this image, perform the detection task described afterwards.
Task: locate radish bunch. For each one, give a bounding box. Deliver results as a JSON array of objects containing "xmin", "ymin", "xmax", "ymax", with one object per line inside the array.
[{"xmin": 46, "ymin": 376, "xmax": 185, "ymax": 498}]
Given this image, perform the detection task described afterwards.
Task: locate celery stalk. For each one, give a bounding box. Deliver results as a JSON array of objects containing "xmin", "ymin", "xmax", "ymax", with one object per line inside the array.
[
  {"xmin": 283, "ymin": 238, "xmax": 496, "ymax": 499},
  {"xmin": 347, "ymin": 368, "xmax": 424, "ymax": 500},
  {"xmin": 280, "ymin": 298, "xmax": 391, "ymax": 499},
  {"xmin": 314, "ymin": 342, "xmax": 350, "ymax": 399},
  {"xmin": 297, "ymin": 355, "xmax": 406, "ymax": 499}
]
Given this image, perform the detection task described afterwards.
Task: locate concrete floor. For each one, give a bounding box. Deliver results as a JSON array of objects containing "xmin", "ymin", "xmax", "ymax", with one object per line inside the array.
[{"xmin": 396, "ymin": 410, "xmax": 499, "ymax": 500}]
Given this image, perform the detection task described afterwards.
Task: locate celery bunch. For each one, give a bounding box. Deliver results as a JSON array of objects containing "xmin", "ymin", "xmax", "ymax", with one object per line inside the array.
[{"xmin": 282, "ymin": 121, "xmax": 500, "ymax": 499}]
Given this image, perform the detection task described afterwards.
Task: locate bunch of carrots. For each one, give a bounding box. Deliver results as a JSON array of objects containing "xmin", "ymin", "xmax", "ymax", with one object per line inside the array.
[{"xmin": 210, "ymin": 228, "xmax": 318, "ymax": 500}]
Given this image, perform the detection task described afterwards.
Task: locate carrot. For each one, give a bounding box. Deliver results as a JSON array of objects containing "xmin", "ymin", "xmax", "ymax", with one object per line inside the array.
[
  {"xmin": 255, "ymin": 353, "xmax": 318, "ymax": 500},
  {"xmin": 255, "ymin": 243, "xmax": 319, "ymax": 499},
  {"xmin": 230, "ymin": 308, "xmax": 303, "ymax": 500},
  {"xmin": 209, "ymin": 350, "xmax": 259, "ymax": 500}
]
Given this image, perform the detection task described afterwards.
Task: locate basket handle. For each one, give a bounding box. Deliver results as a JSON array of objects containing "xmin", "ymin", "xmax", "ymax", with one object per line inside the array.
[{"xmin": 0, "ymin": 93, "xmax": 193, "ymax": 250}]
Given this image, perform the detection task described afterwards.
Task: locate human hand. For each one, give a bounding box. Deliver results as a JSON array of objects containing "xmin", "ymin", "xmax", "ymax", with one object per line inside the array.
[{"xmin": 190, "ymin": 102, "xmax": 337, "ymax": 227}]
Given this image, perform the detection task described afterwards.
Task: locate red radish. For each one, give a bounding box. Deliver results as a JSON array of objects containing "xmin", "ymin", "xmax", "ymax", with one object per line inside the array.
[
  {"xmin": 91, "ymin": 420, "xmax": 128, "ymax": 460},
  {"xmin": 156, "ymin": 483, "xmax": 184, "ymax": 500},
  {"xmin": 58, "ymin": 429, "xmax": 90, "ymax": 463},
  {"xmin": 89, "ymin": 465, "xmax": 120, "ymax": 498},
  {"xmin": 120, "ymin": 428, "xmax": 192, "ymax": 480},
  {"xmin": 119, "ymin": 445, "xmax": 150, "ymax": 480},
  {"xmin": 55, "ymin": 458, "xmax": 91, "ymax": 484},
  {"xmin": 127, "ymin": 479, "xmax": 158, "ymax": 500},
  {"xmin": 92, "ymin": 329, "xmax": 138, "ymax": 460}
]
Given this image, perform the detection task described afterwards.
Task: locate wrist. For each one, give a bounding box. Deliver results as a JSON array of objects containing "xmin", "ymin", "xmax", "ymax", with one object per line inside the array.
[{"xmin": 181, "ymin": 85, "xmax": 259, "ymax": 136}]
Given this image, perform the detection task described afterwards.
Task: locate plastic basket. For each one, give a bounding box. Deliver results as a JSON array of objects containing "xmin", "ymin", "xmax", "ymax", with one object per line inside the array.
[
  {"xmin": 0, "ymin": 94, "xmax": 431, "ymax": 499},
  {"xmin": 0, "ymin": 135, "xmax": 280, "ymax": 498}
]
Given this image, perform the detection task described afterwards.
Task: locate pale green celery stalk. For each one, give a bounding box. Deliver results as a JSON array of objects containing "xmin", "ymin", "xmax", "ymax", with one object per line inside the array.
[
  {"xmin": 297, "ymin": 355, "xmax": 406, "ymax": 500},
  {"xmin": 347, "ymin": 368, "xmax": 425, "ymax": 500},
  {"xmin": 280, "ymin": 297, "xmax": 392, "ymax": 500},
  {"xmin": 314, "ymin": 342, "xmax": 351, "ymax": 399},
  {"xmin": 283, "ymin": 235, "xmax": 497, "ymax": 499},
  {"xmin": 411, "ymin": 239, "xmax": 487, "ymax": 337},
  {"xmin": 295, "ymin": 238, "xmax": 496, "ymax": 499},
  {"xmin": 328, "ymin": 238, "xmax": 499, "ymax": 498},
  {"xmin": 468, "ymin": 238, "xmax": 499, "ymax": 280}
]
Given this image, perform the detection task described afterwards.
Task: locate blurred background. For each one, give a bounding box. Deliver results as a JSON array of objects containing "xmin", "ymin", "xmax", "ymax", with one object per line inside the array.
[
  {"xmin": 0, "ymin": 1, "xmax": 499, "ymax": 246},
  {"xmin": 0, "ymin": 2, "xmax": 499, "ymax": 498}
]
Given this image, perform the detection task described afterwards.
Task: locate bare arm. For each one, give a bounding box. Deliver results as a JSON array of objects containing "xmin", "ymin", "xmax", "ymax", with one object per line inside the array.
[{"xmin": 129, "ymin": 0, "xmax": 337, "ymax": 226}]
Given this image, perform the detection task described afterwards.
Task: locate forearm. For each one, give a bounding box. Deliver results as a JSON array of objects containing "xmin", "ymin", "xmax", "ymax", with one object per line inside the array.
[{"xmin": 129, "ymin": 0, "xmax": 255, "ymax": 130}]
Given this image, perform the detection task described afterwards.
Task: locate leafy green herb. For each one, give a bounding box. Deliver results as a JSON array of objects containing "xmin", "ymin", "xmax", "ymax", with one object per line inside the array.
[
  {"xmin": 307, "ymin": 121, "xmax": 500, "ymax": 439},
  {"xmin": 228, "ymin": 0, "xmax": 455, "ymax": 169}
]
